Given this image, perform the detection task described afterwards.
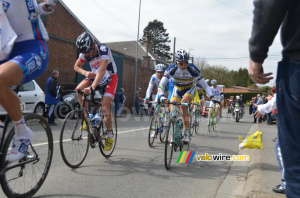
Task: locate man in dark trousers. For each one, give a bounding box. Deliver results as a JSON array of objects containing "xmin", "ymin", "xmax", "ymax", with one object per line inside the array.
[
  {"xmin": 248, "ymin": 0, "xmax": 300, "ymax": 196},
  {"xmin": 114, "ymin": 88, "xmax": 125, "ymax": 117},
  {"xmin": 45, "ymin": 70, "xmax": 60, "ymax": 126}
]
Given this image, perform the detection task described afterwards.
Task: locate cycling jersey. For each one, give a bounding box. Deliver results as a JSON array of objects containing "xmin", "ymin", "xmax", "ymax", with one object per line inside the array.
[
  {"xmin": 4, "ymin": 0, "xmax": 52, "ymax": 43},
  {"xmin": 158, "ymin": 63, "xmax": 213, "ymax": 100},
  {"xmin": 78, "ymin": 44, "xmax": 117, "ymax": 75},
  {"xmin": 210, "ymin": 85, "xmax": 223, "ymax": 102},
  {"xmin": 145, "ymin": 74, "xmax": 170, "ymax": 100},
  {"xmin": 1, "ymin": 0, "xmax": 53, "ymax": 84}
]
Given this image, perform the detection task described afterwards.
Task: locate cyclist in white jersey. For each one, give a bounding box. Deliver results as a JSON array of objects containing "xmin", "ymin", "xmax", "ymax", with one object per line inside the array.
[
  {"xmin": 207, "ymin": 79, "xmax": 224, "ymax": 125},
  {"xmin": 0, "ymin": 0, "xmax": 56, "ymax": 162},
  {"xmin": 158, "ymin": 49, "xmax": 213, "ymax": 143},
  {"xmin": 74, "ymin": 32, "xmax": 118, "ymax": 151}
]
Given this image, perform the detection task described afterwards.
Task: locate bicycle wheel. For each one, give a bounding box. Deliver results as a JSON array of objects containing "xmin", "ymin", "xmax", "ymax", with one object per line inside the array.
[
  {"xmin": 165, "ymin": 119, "xmax": 174, "ymax": 170},
  {"xmin": 160, "ymin": 113, "xmax": 167, "ymax": 142},
  {"xmin": 194, "ymin": 111, "xmax": 200, "ymax": 134},
  {"xmin": 99, "ymin": 114, "xmax": 117, "ymax": 158},
  {"xmin": 148, "ymin": 115, "xmax": 157, "ymax": 147},
  {"xmin": 1, "ymin": 114, "xmax": 53, "ymax": 198},
  {"xmin": 60, "ymin": 110, "xmax": 89, "ymax": 168},
  {"xmin": 189, "ymin": 112, "xmax": 194, "ymax": 137}
]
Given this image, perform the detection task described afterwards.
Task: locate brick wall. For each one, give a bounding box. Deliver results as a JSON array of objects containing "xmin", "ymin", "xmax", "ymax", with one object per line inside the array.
[
  {"xmin": 35, "ymin": 2, "xmax": 84, "ymax": 91},
  {"xmin": 122, "ymin": 56, "xmax": 155, "ymax": 110}
]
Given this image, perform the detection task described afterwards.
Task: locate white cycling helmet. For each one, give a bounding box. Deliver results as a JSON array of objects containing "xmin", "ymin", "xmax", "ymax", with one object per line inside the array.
[
  {"xmin": 211, "ymin": 79, "xmax": 217, "ymax": 85},
  {"xmin": 175, "ymin": 49, "xmax": 189, "ymax": 63},
  {"xmin": 236, "ymin": 95, "xmax": 240, "ymax": 100},
  {"xmin": 155, "ymin": 64, "xmax": 167, "ymax": 72}
]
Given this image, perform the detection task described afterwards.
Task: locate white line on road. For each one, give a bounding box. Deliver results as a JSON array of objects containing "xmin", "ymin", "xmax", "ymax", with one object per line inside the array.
[{"xmin": 32, "ymin": 127, "xmax": 149, "ymax": 147}]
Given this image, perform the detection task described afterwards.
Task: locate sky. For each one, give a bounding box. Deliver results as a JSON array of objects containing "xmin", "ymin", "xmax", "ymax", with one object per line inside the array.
[{"xmin": 61, "ymin": 0, "xmax": 282, "ymax": 87}]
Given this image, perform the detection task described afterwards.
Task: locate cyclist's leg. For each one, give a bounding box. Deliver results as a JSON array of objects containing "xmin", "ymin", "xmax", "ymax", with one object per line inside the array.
[
  {"xmin": 75, "ymin": 79, "xmax": 91, "ymax": 106},
  {"xmin": 0, "ymin": 40, "xmax": 49, "ymax": 162},
  {"xmin": 207, "ymin": 101, "xmax": 214, "ymax": 125}
]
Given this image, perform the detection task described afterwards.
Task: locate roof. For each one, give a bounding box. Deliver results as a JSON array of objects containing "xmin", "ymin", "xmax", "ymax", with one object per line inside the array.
[
  {"xmin": 224, "ymin": 86, "xmax": 263, "ymax": 93},
  {"xmin": 105, "ymin": 41, "xmax": 168, "ymax": 65},
  {"xmin": 59, "ymin": 0, "xmax": 100, "ymax": 43}
]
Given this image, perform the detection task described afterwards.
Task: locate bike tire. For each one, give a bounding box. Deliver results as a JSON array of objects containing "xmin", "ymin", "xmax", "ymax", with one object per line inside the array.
[
  {"xmin": 99, "ymin": 113, "xmax": 118, "ymax": 158},
  {"xmin": 60, "ymin": 110, "xmax": 89, "ymax": 168},
  {"xmin": 194, "ymin": 111, "xmax": 200, "ymax": 134},
  {"xmin": 189, "ymin": 112, "xmax": 194, "ymax": 137},
  {"xmin": 148, "ymin": 115, "xmax": 156, "ymax": 147},
  {"xmin": 1, "ymin": 114, "xmax": 53, "ymax": 198},
  {"xmin": 164, "ymin": 119, "xmax": 174, "ymax": 170}
]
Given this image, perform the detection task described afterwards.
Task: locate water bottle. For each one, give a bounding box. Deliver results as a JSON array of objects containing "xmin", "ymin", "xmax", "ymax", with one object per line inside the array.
[
  {"xmin": 89, "ymin": 114, "xmax": 96, "ymax": 126},
  {"xmin": 94, "ymin": 113, "xmax": 101, "ymax": 125}
]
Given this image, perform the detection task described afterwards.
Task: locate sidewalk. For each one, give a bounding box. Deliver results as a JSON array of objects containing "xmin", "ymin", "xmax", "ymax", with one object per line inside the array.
[{"xmin": 217, "ymin": 121, "xmax": 285, "ymax": 198}]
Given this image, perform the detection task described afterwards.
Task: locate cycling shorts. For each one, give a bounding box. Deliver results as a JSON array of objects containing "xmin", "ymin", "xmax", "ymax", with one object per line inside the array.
[
  {"xmin": 0, "ymin": 39, "xmax": 49, "ymax": 84},
  {"xmin": 170, "ymin": 85, "xmax": 196, "ymax": 102},
  {"xmin": 209, "ymin": 101, "xmax": 220, "ymax": 109},
  {"xmin": 84, "ymin": 73, "xmax": 118, "ymax": 99}
]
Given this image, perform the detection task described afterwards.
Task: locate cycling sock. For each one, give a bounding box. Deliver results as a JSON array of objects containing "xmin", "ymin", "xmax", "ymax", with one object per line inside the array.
[
  {"xmin": 107, "ymin": 130, "xmax": 113, "ymax": 138},
  {"xmin": 13, "ymin": 117, "xmax": 27, "ymax": 136}
]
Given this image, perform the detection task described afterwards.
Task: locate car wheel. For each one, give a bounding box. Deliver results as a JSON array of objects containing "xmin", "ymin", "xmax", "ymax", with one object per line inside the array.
[
  {"xmin": 34, "ymin": 103, "xmax": 45, "ymax": 116},
  {"xmin": 57, "ymin": 104, "xmax": 71, "ymax": 119}
]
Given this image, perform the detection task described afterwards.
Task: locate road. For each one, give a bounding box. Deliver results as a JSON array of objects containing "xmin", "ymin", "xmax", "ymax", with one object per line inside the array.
[{"xmin": 0, "ymin": 109, "xmax": 255, "ymax": 198}]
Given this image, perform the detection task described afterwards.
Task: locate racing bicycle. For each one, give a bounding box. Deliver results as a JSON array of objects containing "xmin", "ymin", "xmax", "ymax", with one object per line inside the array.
[{"xmin": 59, "ymin": 88, "xmax": 117, "ymax": 168}]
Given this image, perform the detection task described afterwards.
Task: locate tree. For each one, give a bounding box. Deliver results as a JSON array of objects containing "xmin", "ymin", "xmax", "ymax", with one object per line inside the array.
[
  {"xmin": 260, "ymin": 86, "xmax": 271, "ymax": 94},
  {"xmin": 141, "ymin": 19, "xmax": 172, "ymax": 62}
]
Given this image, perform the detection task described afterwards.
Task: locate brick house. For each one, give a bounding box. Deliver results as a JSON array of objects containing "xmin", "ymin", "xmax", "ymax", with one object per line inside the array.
[{"xmin": 36, "ymin": 0, "xmax": 169, "ymax": 111}]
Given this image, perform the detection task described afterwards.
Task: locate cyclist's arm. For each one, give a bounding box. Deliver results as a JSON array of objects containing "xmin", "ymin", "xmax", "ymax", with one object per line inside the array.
[
  {"xmin": 157, "ymin": 76, "xmax": 168, "ymax": 97},
  {"xmin": 92, "ymin": 59, "xmax": 108, "ymax": 90},
  {"xmin": 74, "ymin": 58, "xmax": 88, "ymax": 77},
  {"xmin": 198, "ymin": 78, "xmax": 213, "ymax": 98},
  {"xmin": 145, "ymin": 78, "xmax": 155, "ymax": 99},
  {"xmin": 36, "ymin": 0, "xmax": 57, "ymax": 14}
]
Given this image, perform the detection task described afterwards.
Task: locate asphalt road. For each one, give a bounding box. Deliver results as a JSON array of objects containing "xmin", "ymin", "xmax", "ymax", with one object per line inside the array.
[{"xmin": 0, "ymin": 109, "xmax": 256, "ymax": 198}]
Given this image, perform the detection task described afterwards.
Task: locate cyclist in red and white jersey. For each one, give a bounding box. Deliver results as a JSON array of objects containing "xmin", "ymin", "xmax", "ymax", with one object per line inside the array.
[
  {"xmin": 0, "ymin": 0, "xmax": 56, "ymax": 162},
  {"xmin": 73, "ymin": 32, "xmax": 118, "ymax": 151}
]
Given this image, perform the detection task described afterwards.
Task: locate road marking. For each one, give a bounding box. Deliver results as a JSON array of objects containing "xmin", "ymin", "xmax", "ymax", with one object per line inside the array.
[{"xmin": 31, "ymin": 127, "xmax": 149, "ymax": 146}]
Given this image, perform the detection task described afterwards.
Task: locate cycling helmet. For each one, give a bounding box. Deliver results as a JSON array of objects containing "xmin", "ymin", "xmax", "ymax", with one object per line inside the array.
[
  {"xmin": 211, "ymin": 79, "xmax": 217, "ymax": 85},
  {"xmin": 76, "ymin": 32, "xmax": 94, "ymax": 54},
  {"xmin": 155, "ymin": 64, "xmax": 167, "ymax": 72},
  {"xmin": 175, "ymin": 49, "xmax": 189, "ymax": 63},
  {"xmin": 236, "ymin": 95, "xmax": 240, "ymax": 100}
]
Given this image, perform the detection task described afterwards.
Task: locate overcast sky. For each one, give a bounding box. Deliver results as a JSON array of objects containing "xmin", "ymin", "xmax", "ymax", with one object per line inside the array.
[{"xmin": 61, "ymin": 0, "xmax": 282, "ymax": 86}]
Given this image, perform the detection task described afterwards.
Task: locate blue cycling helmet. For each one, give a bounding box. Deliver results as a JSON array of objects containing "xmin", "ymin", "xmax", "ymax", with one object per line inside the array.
[
  {"xmin": 155, "ymin": 64, "xmax": 167, "ymax": 71},
  {"xmin": 175, "ymin": 49, "xmax": 189, "ymax": 63}
]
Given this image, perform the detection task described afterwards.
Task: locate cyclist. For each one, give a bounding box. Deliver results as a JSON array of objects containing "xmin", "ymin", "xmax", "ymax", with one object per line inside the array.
[
  {"xmin": 0, "ymin": 0, "xmax": 56, "ymax": 162},
  {"xmin": 74, "ymin": 32, "xmax": 117, "ymax": 151},
  {"xmin": 207, "ymin": 79, "xmax": 224, "ymax": 125},
  {"xmin": 144, "ymin": 64, "xmax": 170, "ymax": 138},
  {"xmin": 158, "ymin": 49, "xmax": 213, "ymax": 143}
]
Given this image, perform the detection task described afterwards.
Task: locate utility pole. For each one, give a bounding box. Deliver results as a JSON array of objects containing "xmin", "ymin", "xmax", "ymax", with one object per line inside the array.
[
  {"xmin": 173, "ymin": 37, "xmax": 176, "ymax": 63},
  {"xmin": 134, "ymin": 0, "xmax": 142, "ymax": 108}
]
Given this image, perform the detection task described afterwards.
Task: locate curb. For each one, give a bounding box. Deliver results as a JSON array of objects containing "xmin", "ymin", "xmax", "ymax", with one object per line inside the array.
[{"xmin": 216, "ymin": 124, "xmax": 258, "ymax": 198}]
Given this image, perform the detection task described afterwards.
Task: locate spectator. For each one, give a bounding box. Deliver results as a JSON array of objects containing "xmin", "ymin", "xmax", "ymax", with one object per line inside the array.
[
  {"xmin": 135, "ymin": 87, "xmax": 143, "ymax": 116},
  {"xmin": 266, "ymin": 93, "xmax": 273, "ymax": 125},
  {"xmin": 248, "ymin": 0, "xmax": 300, "ymax": 196},
  {"xmin": 255, "ymin": 94, "xmax": 263, "ymax": 123},
  {"xmin": 45, "ymin": 70, "xmax": 60, "ymax": 126},
  {"xmin": 249, "ymin": 98, "xmax": 254, "ymax": 115},
  {"xmin": 114, "ymin": 88, "xmax": 125, "ymax": 117}
]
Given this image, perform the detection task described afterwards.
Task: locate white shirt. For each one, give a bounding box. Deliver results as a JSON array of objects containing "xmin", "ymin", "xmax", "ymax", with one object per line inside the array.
[{"xmin": 257, "ymin": 94, "xmax": 277, "ymax": 115}]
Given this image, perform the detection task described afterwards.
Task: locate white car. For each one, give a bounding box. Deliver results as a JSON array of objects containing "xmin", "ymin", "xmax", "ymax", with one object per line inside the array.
[{"xmin": 0, "ymin": 80, "xmax": 45, "ymax": 116}]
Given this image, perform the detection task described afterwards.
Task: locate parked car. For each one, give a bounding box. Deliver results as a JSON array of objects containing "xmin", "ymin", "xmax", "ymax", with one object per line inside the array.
[
  {"xmin": 0, "ymin": 80, "xmax": 45, "ymax": 116},
  {"xmin": 202, "ymin": 101, "xmax": 211, "ymax": 117}
]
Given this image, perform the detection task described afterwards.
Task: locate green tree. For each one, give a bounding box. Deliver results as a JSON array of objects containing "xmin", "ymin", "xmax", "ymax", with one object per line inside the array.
[
  {"xmin": 260, "ymin": 86, "xmax": 271, "ymax": 94},
  {"xmin": 141, "ymin": 19, "xmax": 172, "ymax": 62}
]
